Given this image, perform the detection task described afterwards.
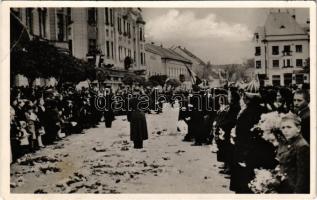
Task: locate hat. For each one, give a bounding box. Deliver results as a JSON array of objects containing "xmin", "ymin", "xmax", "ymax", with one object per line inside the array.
[{"xmin": 244, "ymin": 79, "xmax": 260, "ymax": 98}]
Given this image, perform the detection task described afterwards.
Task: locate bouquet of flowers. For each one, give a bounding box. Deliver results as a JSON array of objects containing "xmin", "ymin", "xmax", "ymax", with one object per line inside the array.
[
  {"xmin": 251, "ymin": 111, "xmax": 284, "ymax": 146},
  {"xmin": 248, "ymin": 166, "xmax": 287, "ymax": 193}
]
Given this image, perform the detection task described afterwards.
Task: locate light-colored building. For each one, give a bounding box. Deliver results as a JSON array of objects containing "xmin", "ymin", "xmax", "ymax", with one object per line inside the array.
[
  {"xmin": 11, "ymin": 8, "xmax": 147, "ymax": 90},
  {"xmin": 171, "ymin": 46, "xmax": 207, "ymax": 78},
  {"xmin": 145, "ymin": 43, "xmax": 192, "ymax": 80},
  {"xmin": 253, "ymin": 10, "xmax": 310, "ymax": 86}
]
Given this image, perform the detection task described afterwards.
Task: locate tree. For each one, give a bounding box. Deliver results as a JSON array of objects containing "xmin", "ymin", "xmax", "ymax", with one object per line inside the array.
[
  {"xmin": 122, "ymin": 73, "xmax": 145, "ymax": 86},
  {"xmin": 166, "ymin": 78, "xmax": 181, "ymax": 88},
  {"xmin": 11, "ymin": 39, "xmax": 96, "ymax": 84},
  {"xmin": 148, "ymin": 75, "xmax": 168, "ymax": 86}
]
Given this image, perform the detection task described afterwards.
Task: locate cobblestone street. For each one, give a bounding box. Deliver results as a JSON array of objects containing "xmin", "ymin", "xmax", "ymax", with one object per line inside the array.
[{"xmin": 10, "ymin": 105, "xmax": 232, "ymax": 193}]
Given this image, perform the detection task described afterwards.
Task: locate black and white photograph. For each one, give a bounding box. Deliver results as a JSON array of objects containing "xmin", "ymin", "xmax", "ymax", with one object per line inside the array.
[{"xmin": 1, "ymin": 1, "xmax": 316, "ymax": 198}]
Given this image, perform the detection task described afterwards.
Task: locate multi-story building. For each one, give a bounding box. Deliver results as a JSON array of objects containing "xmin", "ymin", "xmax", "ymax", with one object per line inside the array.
[
  {"xmin": 145, "ymin": 43, "xmax": 192, "ymax": 80},
  {"xmin": 11, "ymin": 8, "xmax": 147, "ymax": 90},
  {"xmin": 253, "ymin": 10, "xmax": 310, "ymax": 86}
]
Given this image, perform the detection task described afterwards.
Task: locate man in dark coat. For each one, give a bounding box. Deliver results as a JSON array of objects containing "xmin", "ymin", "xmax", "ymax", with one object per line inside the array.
[
  {"xmin": 127, "ymin": 91, "xmax": 148, "ymax": 149},
  {"xmin": 189, "ymin": 86, "xmax": 205, "ymax": 146},
  {"xmin": 104, "ymin": 89, "xmax": 115, "ymax": 128},
  {"xmin": 293, "ymin": 89, "xmax": 310, "ymax": 143}
]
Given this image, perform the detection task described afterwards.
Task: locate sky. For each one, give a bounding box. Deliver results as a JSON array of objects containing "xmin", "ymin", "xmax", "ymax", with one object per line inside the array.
[{"xmin": 142, "ymin": 8, "xmax": 309, "ymax": 65}]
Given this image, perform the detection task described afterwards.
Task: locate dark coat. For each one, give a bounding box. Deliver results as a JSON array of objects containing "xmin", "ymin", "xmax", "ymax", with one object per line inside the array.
[
  {"xmin": 298, "ymin": 106, "xmax": 310, "ymax": 143},
  {"xmin": 104, "ymin": 94, "xmax": 115, "ymax": 127},
  {"xmin": 234, "ymin": 103, "xmax": 266, "ymax": 162},
  {"xmin": 127, "ymin": 97, "xmax": 148, "ymax": 142},
  {"xmin": 277, "ymin": 135, "xmax": 310, "ymax": 193},
  {"xmin": 230, "ymin": 103, "xmax": 266, "ymax": 193}
]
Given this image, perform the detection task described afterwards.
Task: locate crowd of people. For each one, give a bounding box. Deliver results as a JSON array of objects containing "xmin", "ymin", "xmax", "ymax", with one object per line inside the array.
[
  {"xmin": 177, "ymin": 83, "xmax": 310, "ymax": 193},
  {"xmin": 10, "ymin": 81, "xmax": 310, "ymax": 194},
  {"xmin": 10, "ymin": 84, "xmax": 173, "ymax": 161}
]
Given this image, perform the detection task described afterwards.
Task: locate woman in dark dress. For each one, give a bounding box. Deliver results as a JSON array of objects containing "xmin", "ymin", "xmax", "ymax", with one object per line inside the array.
[
  {"xmin": 230, "ymin": 91, "xmax": 266, "ymax": 193},
  {"xmin": 127, "ymin": 90, "xmax": 148, "ymax": 149}
]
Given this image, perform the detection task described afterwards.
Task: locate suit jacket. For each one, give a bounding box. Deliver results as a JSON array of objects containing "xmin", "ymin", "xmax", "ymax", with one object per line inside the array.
[
  {"xmin": 277, "ymin": 135, "xmax": 310, "ymax": 193},
  {"xmin": 298, "ymin": 106, "xmax": 310, "ymax": 143}
]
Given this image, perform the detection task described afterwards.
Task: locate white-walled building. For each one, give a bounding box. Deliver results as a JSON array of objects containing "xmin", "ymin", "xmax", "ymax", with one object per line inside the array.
[
  {"xmin": 253, "ymin": 11, "xmax": 310, "ymax": 86},
  {"xmin": 145, "ymin": 43, "xmax": 192, "ymax": 80},
  {"xmin": 11, "ymin": 8, "xmax": 147, "ymax": 90}
]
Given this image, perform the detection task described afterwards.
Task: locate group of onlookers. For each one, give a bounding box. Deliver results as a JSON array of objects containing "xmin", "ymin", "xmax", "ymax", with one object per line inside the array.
[
  {"xmin": 10, "ymin": 82, "xmax": 311, "ymax": 194},
  {"xmin": 178, "ymin": 83, "xmax": 310, "ymax": 193}
]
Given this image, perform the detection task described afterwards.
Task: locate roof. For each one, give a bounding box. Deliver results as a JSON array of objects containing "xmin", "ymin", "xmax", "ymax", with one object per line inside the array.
[
  {"xmin": 264, "ymin": 12, "xmax": 307, "ymax": 36},
  {"xmin": 145, "ymin": 43, "xmax": 192, "ymax": 64},
  {"xmin": 172, "ymin": 46, "xmax": 206, "ymax": 66}
]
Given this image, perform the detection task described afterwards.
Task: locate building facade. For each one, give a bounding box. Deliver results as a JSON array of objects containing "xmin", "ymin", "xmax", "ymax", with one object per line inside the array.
[
  {"xmin": 145, "ymin": 43, "xmax": 192, "ymax": 80},
  {"xmin": 253, "ymin": 10, "xmax": 310, "ymax": 86},
  {"xmin": 171, "ymin": 46, "xmax": 207, "ymax": 78},
  {"xmin": 11, "ymin": 8, "xmax": 147, "ymax": 90}
]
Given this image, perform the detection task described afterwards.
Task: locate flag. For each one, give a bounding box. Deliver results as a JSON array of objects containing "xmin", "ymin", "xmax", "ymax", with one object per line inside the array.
[{"xmin": 184, "ymin": 64, "xmax": 202, "ymax": 85}]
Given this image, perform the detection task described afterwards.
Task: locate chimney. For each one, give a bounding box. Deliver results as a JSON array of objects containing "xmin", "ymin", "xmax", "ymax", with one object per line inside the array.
[
  {"xmin": 307, "ymin": 18, "xmax": 310, "ymax": 24},
  {"xmin": 292, "ymin": 14, "xmax": 296, "ymax": 20}
]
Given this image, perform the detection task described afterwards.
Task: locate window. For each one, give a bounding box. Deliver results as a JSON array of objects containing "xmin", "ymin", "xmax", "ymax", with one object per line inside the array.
[
  {"xmin": 283, "ymin": 45, "xmax": 291, "ymax": 56},
  {"xmin": 272, "ymin": 75, "xmax": 281, "ymax": 86},
  {"xmin": 139, "ymin": 28, "xmax": 143, "ymax": 41},
  {"xmin": 272, "ymin": 46, "xmax": 279, "ymax": 55},
  {"xmin": 88, "ymin": 39, "xmax": 96, "ymax": 54},
  {"xmin": 296, "ymin": 59, "xmax": 303, "ymax": 67},
  {"xmin": 106, "ymin": 41, "xmax": 110, "ymax": 58},
  {"xmin": 255, "ymin": 47, "xmax": 261, "ymax": 56},
  {"xmin": 38, "ymin": 8, "xmax": 47, "ymax": 37},
  {"xmin": 295, "ymin": 45, "xmax": 302, "ymax": 53},
  {"xmin": 57, "ymin": 13, "xmax": 65, "ymax": 41},
  {"xmin": 88, "ymin": 8, "xmax": 97, "ymax": 25},
  {"xmin": 284, "ymin": 73, "xmax": 292, "ymax": 86},
  {"xmin": 255, "ymin": 61, "xmax": 261, "ymax": 69},
  {"xmin": 26, "ymin": 8, "xmax": 33, "ymax": 34},
  {"xmin": 143, "ymin": 53, "xmax": 146, "ymax": 65},
  {"xmin": 110, "ymin": 9, "xmax": 113, "ymax": 26},
  {"xmin": 296, "ymin": 74, "xmax": 304, "ymax": 84},
  {"xmin": 272, "ymin": 60, "xmax": 279, "ymax": 68},
  {"xmin": 283, "ymin": 59, "xmax": 292, "ymax": 68},
  {"xmin": 117, "ymin": 17, "xmax": 121, "ymax": 33},
  {"xmin": 111, "ymin": 42, "xmax": 114, "ymax": 59},
  {"xmin": 127, "ymin": 23, "xmax": 131, "ymax": 38},
  {"xmin": 66, "ymin": 8, "xmax": 72, "ymax": 25},
  {"xmin": 105, "ymin": 8, "xmax": 109, "ymax": 25},
  {"xmin": 141, "ymin": 53, "xmax": 143, "ymax": 65}
]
